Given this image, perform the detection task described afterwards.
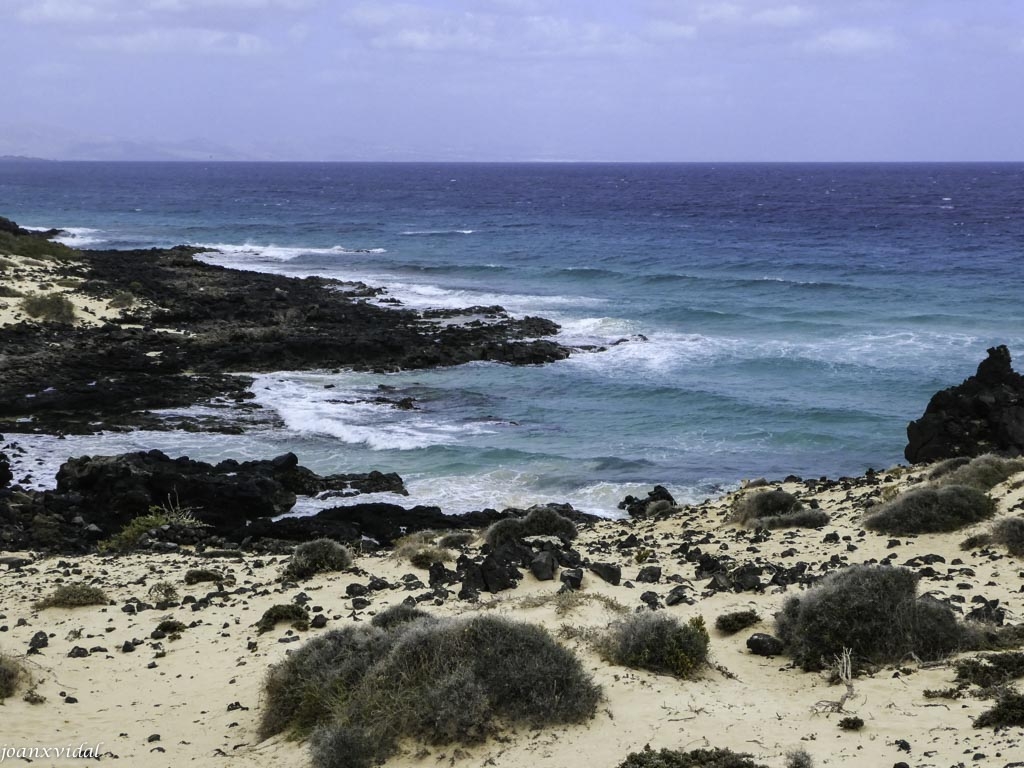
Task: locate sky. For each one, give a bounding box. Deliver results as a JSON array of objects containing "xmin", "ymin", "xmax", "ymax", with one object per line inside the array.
[{"xmin": 1, "ymin": 0, "xmax": 1022, "ymax": 161}]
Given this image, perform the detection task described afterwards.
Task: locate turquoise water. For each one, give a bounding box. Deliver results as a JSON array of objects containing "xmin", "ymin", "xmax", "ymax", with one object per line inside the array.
[{"xmin": 3, "ymin": 162, "xmax": 1023, "ymax": 515}]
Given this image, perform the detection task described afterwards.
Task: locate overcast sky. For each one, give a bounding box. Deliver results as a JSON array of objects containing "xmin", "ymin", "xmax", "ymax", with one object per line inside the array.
[{"xmin": 2, "ymin": 0, "xmax": 1022, "ymax": 161}]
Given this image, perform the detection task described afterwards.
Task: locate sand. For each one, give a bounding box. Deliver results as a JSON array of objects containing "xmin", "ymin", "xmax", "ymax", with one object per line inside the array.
[
  {"xmin": 2, "ymin": 464, "xmax": 1023, "ymax": 768},
  {"xmin": 0, "ymin": 254, "xmax": 137, "ymax": 327}
]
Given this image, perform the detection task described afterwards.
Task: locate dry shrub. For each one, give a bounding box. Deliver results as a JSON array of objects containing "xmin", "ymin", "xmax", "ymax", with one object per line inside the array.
[
  {"xmin": 615, "ymin": 745, "xmax": 769, "ymax": 768},
  {"xmin": 775, "ymin": 565, "xmax": 964, "ymax": 671},
  {"xmin": 0, "ymin": 654, "xmax": 27, "ymax": 699},
  {"xmin": 20, "ymin": 293, "xmax": 76, "ymax": 323},
  {"xmin": 484, "ymin": 506, "xmax": 578, "ymax": 548},
  {"xmin": 596, "ymin": 612, "xmax": 710, "ymax": 678},
  {"xmin": 729, "ymin": 489, "xmax": 827, "ymax": 530},
  {"xmin": 33, "ymin": 584, "xmax": 108, "ymax": 609},
  {"xmin": 256, "ymin": 604, "xmax": 309, "ymax": 634},
  {"xmin": 863, "ymin": 485, "xmax": 996, "ymax": 534},
  {"xmin": 282, "ymin": 538, "xmax": 352, "ymax": 581},
  {"xmin": 955, "ymin": 651, "xmax": 1024, "ymax": 688},
  {"xmin": 990, "ymin": 517, "xmax": 1024, "ymax": 556},
  {"xmin": 261, "ymin": 612, "xmax": 600, "ymax": 768},
  {"xmin": 715, "ymin": 609, "xmax": 761, "ymax": 635},
  {"xmin": 974, "ymin": 688, "xmax": 1024, "ymax": 729},
  {"xmin": 932, "ymin": 454, "xmax": 1024, "ymax": 491}
]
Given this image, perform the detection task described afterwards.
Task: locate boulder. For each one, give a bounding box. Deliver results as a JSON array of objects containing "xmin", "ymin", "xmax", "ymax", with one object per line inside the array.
[
  {"xmin": 746, "ymin": 633, "xmax": 785, "ymax": 657},
  {"xmin": 906, "ymin": 346, "xmax": 1024, "ymax": 463},
  {"xmin": 618, "ymin": 485, "xmax": 676, "ymax": 518}
]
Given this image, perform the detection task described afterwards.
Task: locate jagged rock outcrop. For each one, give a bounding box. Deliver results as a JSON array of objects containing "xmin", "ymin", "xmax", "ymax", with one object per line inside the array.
[{"xmin": 905, "ymin": 346, "xmax": 1024, "ymax": 463}]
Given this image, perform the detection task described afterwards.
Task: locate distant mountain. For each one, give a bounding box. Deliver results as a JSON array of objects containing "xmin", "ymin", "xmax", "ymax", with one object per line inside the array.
[{"xmin": 0, "ymin": 154, "xmax": 52, "ymax": 162}]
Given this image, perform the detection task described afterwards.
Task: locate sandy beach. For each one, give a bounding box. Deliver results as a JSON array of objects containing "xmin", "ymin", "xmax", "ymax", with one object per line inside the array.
[{"xmin": 3, "ymin": 463, "xmax": 1023, "ymax": 768}]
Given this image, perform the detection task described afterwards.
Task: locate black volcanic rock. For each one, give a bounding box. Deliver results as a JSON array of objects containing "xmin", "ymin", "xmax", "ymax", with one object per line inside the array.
[{"xmin": 905, "ymin": 346, "xmax": 1024, "ymax": 463}]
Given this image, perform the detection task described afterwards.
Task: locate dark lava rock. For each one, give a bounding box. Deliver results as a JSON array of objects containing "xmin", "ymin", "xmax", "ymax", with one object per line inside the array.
[
  {"xmin": 68, "ymin": 646, "xmax": 90, "ymax": 658},
  {"xmin": 480, "ymin": 554, "xmax": 518, "ymax": 593},
  {"xmin": 560, "ymin": 568, "xmax": 583, "ymax": 590},
  {"xmin": 618, "ymin": 485, "xmax": 676, "ymax": 518},
  {"xmin": 29, "ymin": 631, "xmax": 49, "ymax": 650},
  {"xmin": 906, "ymin": 345, "xmax": 1024, "ymax": 463},
  {"xmin": 665, "ymin": 585, "xmax": 693, "ymax": 606},
  {"xmin": 0, "ymin": 451, "xmax": 11, "ymax": 488},
  {"xmin": 746, "ymin": 633, "xmax": 785, "ymax": 657},
  {"xmin": 310, "ymin": 614, "xmax": 328, "ymax": 629},
  {"xmin": 529, "ymin": 551, "xmax": 558, "ymax": 581},
  {"xmin": 589, "ymin": 562, "xmax": 621, "ymax": 586},
  {"xmin": 636, "ymin": 565, "xmax": 662, "ymax": 584}
]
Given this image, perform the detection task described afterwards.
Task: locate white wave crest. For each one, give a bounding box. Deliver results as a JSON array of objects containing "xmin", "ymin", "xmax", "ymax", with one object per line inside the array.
[
  {"xmin": 23, "ymin": 225, "xmax": 107, "ymax": 247},
  {"xmin": 193, "ymin": 241, "xmax": 386, "ymax": 263},
  {"xmin": 400, "ymin": 229, "xmax": 475, "ymax": 236},
  {"xmin": 249, "ymin": 374, "xmax": 495, "ymax": 451}
]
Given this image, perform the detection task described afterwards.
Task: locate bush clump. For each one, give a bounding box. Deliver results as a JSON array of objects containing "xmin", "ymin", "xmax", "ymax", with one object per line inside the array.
[
  {"xmin": 615, "ymin": 745, "xmax": 769, "ymax": 768},
  {"xmin": 863, "ymin": 485, "xmax": 996, "ymax": 534},
  {"xmin": 261, "ymin": 613, "xmax": 600, "ymax": 768},
  {"xmin": 156, "ymin": 619, "xmax": 188, "ymax": 635},
  {"xmin": 184, "ymin": 568, "xmax": 224, "ymax": 585},
  {"xmin": 990, "ymin": 517, "xmax": 1024, "ymax": 556},
  {"xmin": 729, "ymin": 489, "xmax": 827, "ymax": 530},
  {"xmin": 393, "ymin": 533, "xmax": 453, "ymax": 569},
  {"xmin": 370, "ymin": 603, "xmax": 436, "ymax": 631},
  {"xmin": 148, "ymin": 581, "xmax": 180, "ymax": 603},
  {"xmin": 256, "ymin": 604, "xmax": 309, "ymax": 634},
  {"xmin": 282, "ymin": 538, "xmax": 352, "ymax": 581},
  {"xmin": 775, "ymin": 565, "xmax": 963, "ymax": 671},
  {"xmin": 932, "ymin": 454, "xmax": 1024, "ymax": 491},
  {"xmin": 484, "ymin": 506, "xmax": 578, "ymax": 548},
  {"xmin": 973, "ymin": 688, "xmax": 1024, "ymax": 729},
  {"xmin": 596, "ymin": 612, "xmax": 710, "ymax": 678},
  {"xmin": 20, "ymin": 293, "xmax": 76, "ymax": 323},
  {"xmin": 715, "ymin": 609, "xmax": 762, "ymax": 635},
  {"xmin": 437, "ymin": 531, "xmax": 474, "ymax": 549},
  {"xmin": 33, "ymin": 584, "xmax": 108, "ymax": 610},
  {"xmin": 955, "ymin": 651, "xmax": 1024, "ymax": 688},
  {"xmin": 0, "ymin": 654, "xmax": 27, "ymax": 699},
  {"xmin": 838, "ymin": 716, "xmax": 864, "ymax": 731}
]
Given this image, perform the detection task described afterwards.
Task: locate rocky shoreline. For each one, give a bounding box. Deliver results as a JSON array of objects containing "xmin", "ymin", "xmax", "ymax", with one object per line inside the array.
[{"xmin": 0, "ymin": 216, "xmax": 575, "ymax": 436}]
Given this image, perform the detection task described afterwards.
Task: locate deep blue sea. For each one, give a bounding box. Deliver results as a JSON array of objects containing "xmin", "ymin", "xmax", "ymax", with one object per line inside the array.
[{"xmin": 2, "ymin": 162, "xmax": 1023, "ymax": 516}]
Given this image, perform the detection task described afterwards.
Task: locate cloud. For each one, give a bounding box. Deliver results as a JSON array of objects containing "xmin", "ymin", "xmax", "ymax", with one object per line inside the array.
[
  {"xmin": 18, "ymin": 0, "xmax": 115, "ymax": 23},
  {"xmin": 82, "ymin": 27, "xmax": 267, "ymax": 55},
  {"xmin": 750, "ymin": 5, "xmax": 811, "ymax": 27},
  {"xmin": 646, "ymin": 20, "xmax": 698, "ymax": 41},
  {"xmin": 804, "ymin": 26, "xmax": 897, "ymax": 54}
]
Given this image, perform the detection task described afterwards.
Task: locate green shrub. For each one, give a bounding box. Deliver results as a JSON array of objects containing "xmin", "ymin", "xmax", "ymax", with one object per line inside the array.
[
  {"xmin": 955, "ymin": 652, "xmax": 1024, "ymax": 688},
  {"xmin": 156, "ymin": 619, "xmax": 188, "ymax": 634},
  {"xmin": 484, "ymin": 506, "xmax": 578, "ymax": 548},
  {"xmin": 306, "ymin": 615, "xmax": 600, "ymax": 768},
  {"xmin": 596, "ymin": 612, "xmax": 710, "ymax": 678},
  {"xmin": 933, "ymin": 454, "xmax": 1024, "ymax": 491},
  {"xmin": 973, "ymin": 688, "xmax": 1024, "ymax": 729},
  {"xmin": 863, "ymin": 485, "xmax": 996, "ymax": 534},
  {"xmin": 928, "ymin": 456, "xmax": 972, "ymax": 480},
  {"xmin": 775, "ymin": 565, "xmax": 964, "ymax": 671},
  {"xmin": 0, "ymin": 230, "xmax": 76, "ymax": 259},
  {"xmin": 20, "ymin": 293, "xmax": 76, "ymax": 323},
  {"xmin": 715, "ymin": 609, "xmax": 761, "ymax": 635},
  {"xmin": 282, "ymin": 538, "xmax": 352, "ymax": 581},
  {"xmin": 615, "ymin": 746, "xmax": 769, "ymax": 768},
  {"xmin": 184, "ymin": 568, "xmax": 223, "ymax": 585},
  {"xmin": 0, "ymin": 654, "xmax": 27, "ymax": 699},
  {"xmin": 99, "ymin": 513, "xmax": 170, "ymax": 552},
  {"xmin": 729, "ymin": 489, "xmax": 826, "ymax": 529},
  {"xmin": 990, "ymin": 517, "xmax": 1024, "ymax": 556},
  {"xmin": 33, "ymin": 584, "xmax": 108, "ymax": 610},
  {"xmin": 256, "ymin": 604, "xmax": 309, "ymax": 635}
]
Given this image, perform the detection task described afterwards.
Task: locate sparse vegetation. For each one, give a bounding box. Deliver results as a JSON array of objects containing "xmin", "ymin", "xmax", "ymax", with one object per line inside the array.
[
  {"xmin": 98, "ymin": 499, "xmax": 204, "ymax": 553},
  {"xmin": 863, "ymin": 485, "xmax": 996, "ymax": 534},
  {"xmin": 147, "ymin": 581, "xmax": 180, "ymax": 603},
  {"xmin": 932, "ymin": 454, "xmax": 1024, "ymax": 491},
  {"xmin": 596, "ymin": 612, "xmax": 710, "ymax": 679},
  {"xmin": 437, "ymin": 531, "xmax": 474, "ymax": 548},
  {"xmin": 109, "ymin": 291, "xmax": 136, "ymax": 309},
  {"xmin": 973, "ymin": 688, "xmax": 1024, "ymax": 729},
  {"xmin": 729, "ymin": 489, "xmax": 827, "ymax": 529},
  {"xmin": 954, "ymin": 652, "xmax": 1024, "ymax": 688},
  {"xmin": 990, "ymin": 517, "xmax": 1024, "ymax": 556},
  {"xmin": 0, "ymin": 229, "xmax": 76, "ymax": 260},
  {"xmin": 33, "ymin": 583, "xmax": 108, "ymax": 610},
  {"xmin": 775, "ymin": 565, "xmax": 964, "ymax": 671},
  {"xmin": 484, "ymin": 506, "xmax": 578, "ymax": 548},
  {"xmin": 282, "ymin": 538, "xmax": 352, "ymax": 581},
  {"xmin": 184, "ymin": 568, "xmax": 224, "ymax": 585},
  {"xmin": 0, "ymin": 654, "xmax": 27, "ymax": 700},
  {"xmin": 393, "ymin": 533, "xmax": 453, "ymax": 568},
  {"xmin": 615, "ymin": 745, "xmax": 769, "ymax": 768},
  {"xmin": 20, "ymin": 293, "xmax": 76, "ymax": 323},
  {"xmin": 156, "ymin": 619, "xmax": 188, "ymax": 635},
  {"xmin": 370, "ymin": 603, "xmax": 436, "ymax": 631},
  {"xmin": 260, "ymin": 613, "xmax": 600, "ymax": 768},
  {"xmin": 838, "ymin": 716, "xmax": 864, "ymax": 731},
  {"xmin": 785, "ymin": 750, "xmax": 815, "ymax": 768},
  {"xmin": 715, "ymin": 609, "xmax": 761, "ymax": 635},
  {"xmin": 256, "ymin": 603, "xmax": 309, "ymax": 634}
]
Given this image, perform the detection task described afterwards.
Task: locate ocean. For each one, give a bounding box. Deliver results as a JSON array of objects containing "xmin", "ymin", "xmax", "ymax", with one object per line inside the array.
[{"xmin": 2, "ymin": 162, "xmax": 1022, "ymax": 516}]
